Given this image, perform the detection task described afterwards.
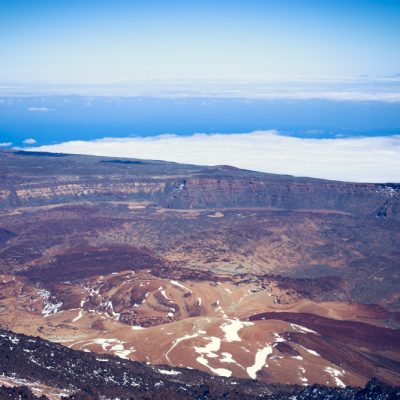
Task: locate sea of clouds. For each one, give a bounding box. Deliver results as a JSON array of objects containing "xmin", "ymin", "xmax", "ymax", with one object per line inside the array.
[{"xmin": 29, "ymin": 130, "xmax": 400, "ymax": 183}]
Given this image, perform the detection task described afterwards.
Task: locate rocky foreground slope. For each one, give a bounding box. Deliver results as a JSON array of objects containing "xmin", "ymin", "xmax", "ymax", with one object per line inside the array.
[{"xmin": 1, "ymin": 329, "xmax": 399, "ymax": 400}]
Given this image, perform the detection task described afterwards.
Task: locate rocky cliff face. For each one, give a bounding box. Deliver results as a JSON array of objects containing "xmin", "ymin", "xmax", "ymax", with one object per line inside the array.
[
  {"xmin": 1, "ymin": 151, "xmax": 399, "ymax": 219},
  {"xmin": 162, "ymin": 175, "xmax": 399, "ymax": 219}
]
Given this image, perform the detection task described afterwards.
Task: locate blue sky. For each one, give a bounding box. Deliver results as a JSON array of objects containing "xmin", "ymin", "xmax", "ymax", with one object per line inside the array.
[
  {"xmin": 1, "ymin": 0, "xmax": 399, "ymax": 83},
  {"xmin": 1, "ymin": 1, "xmax": 399, "ymax": 182}
]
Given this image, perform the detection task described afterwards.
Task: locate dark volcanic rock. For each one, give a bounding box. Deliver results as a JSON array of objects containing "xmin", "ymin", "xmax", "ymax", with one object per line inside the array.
[
  {"xmin": 0, "ymin": 329, "xmax": 399, "ymax": 400},
  {"xmin": 0, "ymin": 228, "xmax": 16, "ymax": 245},
  {"xmin": 19, "ymin": 245, "xmax": 169, "ymax": 282},
  {"xmin": 274, "ymin": 342, "xmax": 300, "ymax": 356},
  {"xmin": 0, "ymin": 385, "xmax": 47, "ymax": 400}
]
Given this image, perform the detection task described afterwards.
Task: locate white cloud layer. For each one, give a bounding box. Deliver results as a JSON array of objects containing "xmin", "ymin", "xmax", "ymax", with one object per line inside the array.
[
  {"xmin": 29, "ymin": 131, "xmax": 400, "ymax": 183},
  {"xmin": 0, "ymin": 142, "xmax": 12, "ymax": 147},
  {"xmin": 23, "ymin": 138, "xmax": 37, "ymax": 145},
  {"xmin": 3, "ymin": 79, "xmax": 400, "ymax": 102}
]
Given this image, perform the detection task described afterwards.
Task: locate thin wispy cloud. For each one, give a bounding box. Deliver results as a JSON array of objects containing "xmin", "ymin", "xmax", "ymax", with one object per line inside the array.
[
  {"xmin": 2, "ymin": 80, "xmax": 400, "ymax": 103},
  {"xmin": 0, "ymin": 142, "xmax": 12, "ymax": 147},
  {"xmin": 28, "ymin": 131, "xmax": 400, "ymax": 183},
  {"xmin": 27, "ymin": 107, "xmax": 49, "ymax": 112}
]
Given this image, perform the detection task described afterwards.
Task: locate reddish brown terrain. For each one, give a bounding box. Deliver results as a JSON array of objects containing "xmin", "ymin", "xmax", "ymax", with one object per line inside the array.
[{"xmin": 0, "ymin": 149, "xmax": 399, "ymax": 397}]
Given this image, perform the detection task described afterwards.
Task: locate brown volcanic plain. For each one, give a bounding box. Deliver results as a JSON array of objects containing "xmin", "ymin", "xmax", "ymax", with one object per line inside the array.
[{"xmin": 0, "ymin": 150, "xmax": 399, "ymax": 390}]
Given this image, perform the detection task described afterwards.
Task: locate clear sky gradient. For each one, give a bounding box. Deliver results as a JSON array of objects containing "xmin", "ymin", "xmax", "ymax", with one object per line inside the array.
[
  {"xmin": 1, "ymin": 1, "xmax": 400, "ymax": 183},
  {"xmin": 1, "ymin": 0, "xmax": 400, "ymax": 83}
]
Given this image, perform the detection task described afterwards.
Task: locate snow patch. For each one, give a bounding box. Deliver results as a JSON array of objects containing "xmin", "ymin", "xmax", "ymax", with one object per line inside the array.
[
  {"xmin": 72, "ymin": 309, "xmax": 83, "ymax": 323},
  {"xmin": 196, "ymin": 356, "xmax": 232, "ymax": 377},
  {"xmin": 301, "ymin": 346, "xmax": 320, "ymax": 357},
  {"xmin": 220, "ymin": 319, "xmax": 254, "ymax": 342},
  {"xmin": 165, "ymin": 333, "xmax": 199, "ymax": 363},
  {"xmin": 90, "ymin": 338, "xmax": 135, "ymax": 359},
  {"xmin": 158, "ymin": 368, "xmax": 181, "ymax": 376},
  {"xmin": 170, "ymin": 280, "xmax": 192, "ymax": 293},
  {"xmin": 160, "ymin": 288, "xmax": 172, "ymax": 301},
  {"xmin": 131, "ymin": 325, "xmax": 144, "ymax": 330},
  {"xmin": 325, "ymin": 367, "xmax": 346, "ymax": 388},
  {"xmin": 290, "ymin": 323, "xmax": 317, "ymax": 334},
  {"xmin": 39, "ymin": 289, "xmax": 63, "ymax": 317},
  {"xmin": 246, "ymin": 345, "xmax": 273, "ymax": 379},
  {"xmin": 274, "ymin": 333, "xmax": 285, "ymax": 343},
  {"xmin": 194, "ymin": 336, "xmax": 221, "ymax": 358}
]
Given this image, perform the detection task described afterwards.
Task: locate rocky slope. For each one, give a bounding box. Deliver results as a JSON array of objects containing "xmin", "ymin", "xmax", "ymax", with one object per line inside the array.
[
  {"xmin": 0, "ymin": 149, "xmax": 399, "ymax": 394},
  {"xmin": 0, "ymin": 150, "xmax": 399, "ymax": 218},
  {"xmin": 1, "ymin": 329, "xmax": 399, "ymax": 400}
]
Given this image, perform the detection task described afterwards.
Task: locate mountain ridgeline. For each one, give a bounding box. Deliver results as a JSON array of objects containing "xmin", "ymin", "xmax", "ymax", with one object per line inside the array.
[{"xmin": 0, "ymin": 150, "xmax": 398, "ymax": 218}]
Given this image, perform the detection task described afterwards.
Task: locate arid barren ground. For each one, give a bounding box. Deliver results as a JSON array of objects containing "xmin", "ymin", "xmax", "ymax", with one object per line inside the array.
[{"xmin": 0, "ymin": 149, "xmax": 399, "ymax": 398}]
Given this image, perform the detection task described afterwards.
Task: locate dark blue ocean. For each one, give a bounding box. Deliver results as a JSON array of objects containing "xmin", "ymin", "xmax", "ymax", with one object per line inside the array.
[{"xmin": 1, "ymin": 96, "xmax": 399, "ymax": 146}]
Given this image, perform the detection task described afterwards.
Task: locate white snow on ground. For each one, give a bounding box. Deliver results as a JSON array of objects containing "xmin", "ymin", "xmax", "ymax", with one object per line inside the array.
[
  {"xmin": 84, "ymin": 284, "xmax": 101, "ymax": 296},
  {"xmin": 170, "ymin": 280, "xmax": 192, "ymax": 293},
  {"xmin": 325, "ymin": 367, "xmax": 346, "ymax": 388},
  {"xmin": 290, "ymin": 323, "xmax": 317, "ymax": 334},
  {"xmin": 72, "ymin": 309, "xmax": 83, "ymax": 323},
  {"xmin": 215, "ymin": 301, "xmax": 227, "ymax": 318},
  {"xmin": 198, "ymin": 297, "xmax": 202, "ymax": 306},
  {"xmin": 79, "ymin": 338, "xmax": 136, "ymax": 360},
  {"xmin": 220, "ymin": 319, "xmax": 254, "ymax": 342},
  {"xmin": 196, "ymin": 356, "xmax": 232, "ymax": 377},
  {"xmin": 274, "ymin": 333, "xmax": 285, "ymax": 343},
  {"xmin": 0, "ymin": 333, "xmax": 19, "ymax": 344},
  {"xmin": 194, "ymin": 336, "xmax": 233, "ymax": 377},
  {"xmin": 292, "ymin": 355, "xmax": 304, "ymax": 360},
  {"xmin": 160, "ymin": 287, "xmax": 172, "ymax": 301},
  {"xmin": 131, "ymin": 325, "xmax": 144, "ymax": 330},
  {"xmin": 0, "ymin": 374, "xmax": 73, "ymax": 399},
  {"xmin": 376, "ymin": 186, "xmax": 398, "ymax": 197},
  {"xmin": 110, "ymin": 343, "xmax": 133, "ymax": 359},
  {"xmin": 298, "ymin": 366, "xmax": 308, "ymax": 385},
  {"xmin": 301, "ymin": 346, "xmax": 320, "ymax": 357},
  {"xmin": 194, "ymin": 336, "xmax": 221, "ymax": 358},
  {"xmin": 141, "ymin": 292, "xmax": 149, "ymax": 304},
  {"xmin": 220, "ymin": 352, "xmax": 242, "ymax": 368},
  {"xmin": 105, "ymin": 300, "xmax": 121, "ymax": 320},
  {"xmin": 39, "ymin": 289, "xmax": 63, "ymax": 317},
  {"xmin": 246, "ymin": 345, "xmax": 273, "ymax": 379},
  {"xmin": 157, "ymin": 368, "xmax": 181, "ymax": 376},
  {"xmin": 165, "ymin": 333, "xmax": 199, "ymax": 363},
  {"xmin": 223, "ymin": 288, "xmax": 232, "ymax": 294},
  {"xmin": 221, "ymin": 352, "xmax": 236, "ymax": 363}
]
